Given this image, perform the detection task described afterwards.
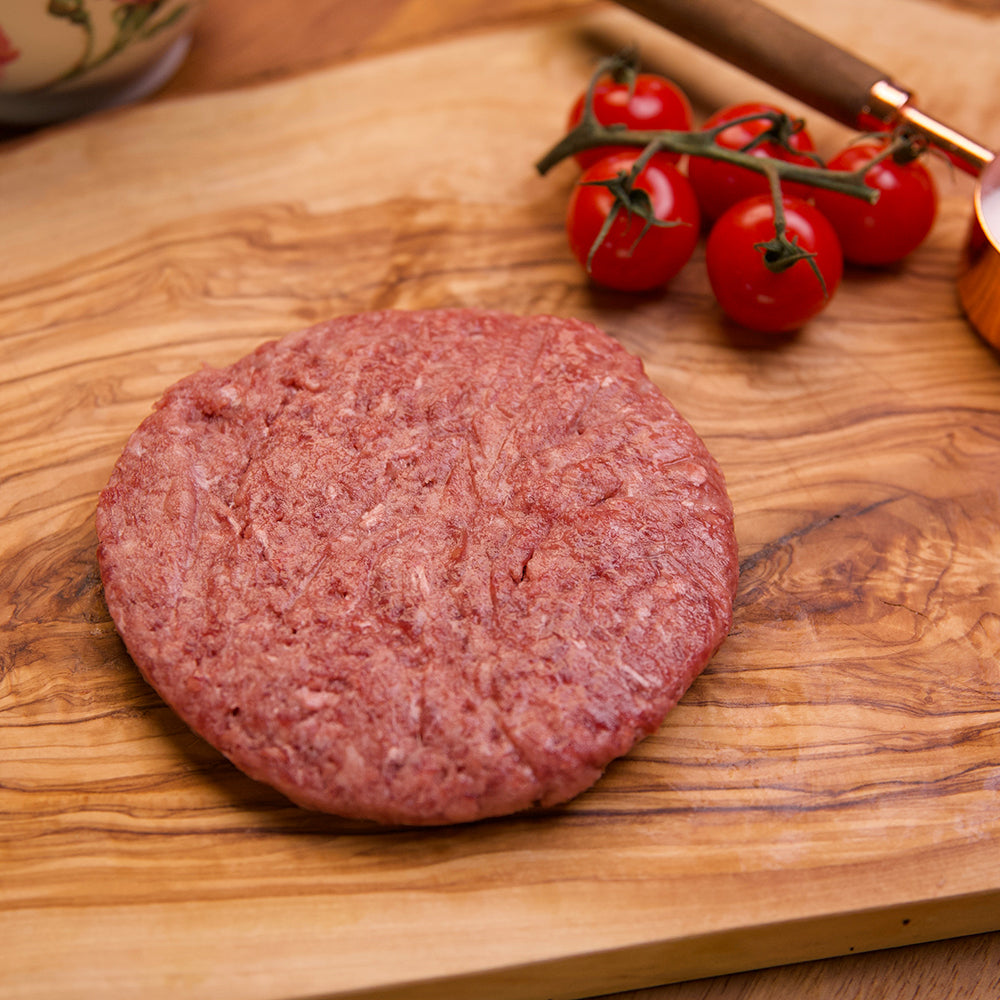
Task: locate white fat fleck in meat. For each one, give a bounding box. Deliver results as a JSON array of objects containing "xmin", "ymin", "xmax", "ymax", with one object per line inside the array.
[
  {"xmin": 360, "ymin": 503, "xmax": 385, "ymax": 528},
  {"xmin": 297, "ymin": 687, "xmax": 336, "ymax": 711},
  {"xmin": 192, "ymin": 463, "xmax": 214, "ymax": 491},
  {"xmin": 339, "ymin": 745, "xmax": 367, "ymax": 786},
  {"xmin": 687, "ymin": 463, "xmax": 708, "ymax": 486},
  {"xmin": 619, "ymin": 662, "xmax": 657, "ymax": 689}
]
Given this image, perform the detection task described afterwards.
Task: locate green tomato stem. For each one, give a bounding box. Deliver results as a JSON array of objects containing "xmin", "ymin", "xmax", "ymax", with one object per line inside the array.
[
  {"xmin": 536, "ymin": 118, "xmax": 879, "ymax": 203},
  {"xmin": 535, "ymin": 55, "xmax": 884, "ymax": 206}
]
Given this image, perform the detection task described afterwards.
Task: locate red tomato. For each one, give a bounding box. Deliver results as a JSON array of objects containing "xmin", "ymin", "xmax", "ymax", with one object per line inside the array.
[
  {"xmin": 688, "ymin": 102, "xmax": 819, "ymax": 221},
  {"xmin": 812, "ymin": 139, "xmax": 938, "ymax": 266},
  {"xmin": 705, "ymin": 194, "xmax": 843, "ymax": 333},
  {"xmin": 566, "ymin": 151, "xmax": 700, "ymax": 292},
  {"xmin": 567, "ymin": 72, "xmax": 693, "ymax": 169}
]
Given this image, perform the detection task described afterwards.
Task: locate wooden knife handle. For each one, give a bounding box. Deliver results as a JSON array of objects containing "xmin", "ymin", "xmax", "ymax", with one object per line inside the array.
[{"xmin": 614, "ymin": 0, "xmax": 893, "ymax": 127}]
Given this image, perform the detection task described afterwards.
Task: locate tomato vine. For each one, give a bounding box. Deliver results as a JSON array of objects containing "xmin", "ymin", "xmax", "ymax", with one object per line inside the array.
[{"xmin": 537, "ymin": 49, "xmax": 938, "ymax": 332}]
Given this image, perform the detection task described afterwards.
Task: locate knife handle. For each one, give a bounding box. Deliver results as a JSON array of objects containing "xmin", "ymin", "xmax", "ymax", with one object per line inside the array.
[
  {"xmin": 613, "ymin": 0, "xmax": 891, "ymax": 128},
  {"xmin": 614, "ymin": 0, "xmax": 993, "ymax": 174}
]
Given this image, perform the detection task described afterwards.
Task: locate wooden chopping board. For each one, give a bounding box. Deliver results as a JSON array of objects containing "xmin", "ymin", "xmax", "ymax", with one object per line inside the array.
[{"xmin": 3, "ymin": 1, "xmax": 1000, "ymax": 998}]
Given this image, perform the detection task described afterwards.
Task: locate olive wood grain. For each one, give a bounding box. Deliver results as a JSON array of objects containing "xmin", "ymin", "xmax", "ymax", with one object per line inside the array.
[{"xmin": 3, "ymin": 1, "xmax": 1000, "ymax": 999}]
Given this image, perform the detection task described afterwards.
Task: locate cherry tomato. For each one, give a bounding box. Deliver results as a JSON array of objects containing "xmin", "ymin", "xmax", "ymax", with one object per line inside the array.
[
  {"xmin": 567, "ymin": 72, "xmax": 693, "ymax": 169},
  {"xmin": 812, "ymin": 139, "xmax": 937, "ymax": 266},
  {"xmin": 688, "ymin": 102, "xmax": 819, "ymax": 221},
  {"xmin": 705, "ymin": 194, "xmax": 843, "ymax": 333},
  {"xmin": 566, "ymin": 151, "xmax": 700, "ymax": 292}
]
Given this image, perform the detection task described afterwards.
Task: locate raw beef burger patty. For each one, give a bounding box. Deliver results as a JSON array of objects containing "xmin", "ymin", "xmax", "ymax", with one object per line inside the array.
[{"xmin": 97, "ymin": 309, "xmax": 738, "ymax": 825}]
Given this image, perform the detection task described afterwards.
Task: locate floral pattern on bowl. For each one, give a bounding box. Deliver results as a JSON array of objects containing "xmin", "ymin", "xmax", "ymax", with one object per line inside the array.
[{"xmin": 0, "ymin": 0, "xmax": 201, "ymax": 124}]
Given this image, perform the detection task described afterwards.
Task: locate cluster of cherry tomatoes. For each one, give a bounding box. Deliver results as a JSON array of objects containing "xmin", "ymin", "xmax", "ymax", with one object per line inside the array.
[{"xmin": 556, "ymin": 61, "xmax": 939, "ymax": 333}]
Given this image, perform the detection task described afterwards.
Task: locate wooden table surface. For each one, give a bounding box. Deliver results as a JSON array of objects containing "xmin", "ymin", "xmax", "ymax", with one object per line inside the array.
[{"xmin": 3, "ymin": 0, "xmax": 999, "ymax": 998}]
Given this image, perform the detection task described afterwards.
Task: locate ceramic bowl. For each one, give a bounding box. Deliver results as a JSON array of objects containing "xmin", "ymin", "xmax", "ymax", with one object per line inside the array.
[{"xmin": 0, "ymin": 0, "xmax": 202, "ymax": 125}]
